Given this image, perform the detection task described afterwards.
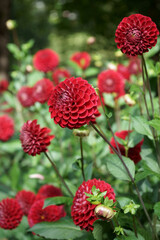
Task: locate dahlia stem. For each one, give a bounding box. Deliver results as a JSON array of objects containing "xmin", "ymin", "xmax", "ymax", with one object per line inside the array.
[
  {"xmin": 114, "ymin": 98, "xmax": 121, "ymax": 131},
  {"xmin": 90, "ymin": 122, "xmax": 156, "ymax": 238},
  {"xmin": 80, "ymin": 137, "xmax": 85, "ymax": 181},
  {"xmin": 44, "ymin": 152, "xmax": 74, "ymax": 197},
  {"xmin": 132, "ymin": 215, "xmax": 138, "ymax": 238}
]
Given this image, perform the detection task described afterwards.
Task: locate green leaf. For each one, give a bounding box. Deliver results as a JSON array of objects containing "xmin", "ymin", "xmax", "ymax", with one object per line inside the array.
[
  {"xmin": 85, "ymin": 162, "xmax": 93, "ymax": 181},
  {"xmin": 92, "ymin": 221, "xmax": 103, "ymax": 240},
  {"xmin": 106, "ymin": 154, "xmax": 135, "ymax": 181},
  {"xmin": 132, "ymin": 116, "xmax": 153, "ymax": 139},
  {"xmin": 114, "ymin": 136, "xmax": 127, "ymax": 146},
  {"xmin": 127, "ymin": 132, "xmax": 144, "ymax": 148},
  {"xmin": 116, "ymin": 197, "xmax": 131, "ymax": 208},
  {"xmin": 148, "ymin": 119, "xmax": 160, "ymax": 132},
  {"xmin": 135, "ymin": 170, "xmax": 152, "ymax": 183},
  {"xmin": 154, "ymin": 202, "xmax": 160, "ymax": 219},
  {"xmin": 84, "ymin": 67, "xmax": 99, "ymax": 77},
  {"xmin": 28, "ymin": 218, "xmax": 84, "ymax": 239},
  {"xmin": 43, "ymin": 196, "xmax": 73, "ymax": 208},
  {"xmin": 129, "ymin": 84, "xmax": 143, "ymax": 94},
  {"xmin": 9, "ymin": 161, "xmax": 20, "ymax": 190}
]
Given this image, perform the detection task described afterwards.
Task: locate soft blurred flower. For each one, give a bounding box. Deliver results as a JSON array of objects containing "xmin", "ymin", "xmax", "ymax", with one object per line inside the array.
[
  {"xmin": 0, "ymin": 115, "xmax": 14, "ymax": 141},
  {"xmin": 52, "ymin": 68, "xmax": 71, "ymax": 86},
  {"xmin": 16, "ymin": 190, "xmax": 36, "ymax": 216},
  {"xmin": 35, "ymin": 184, "xmax": 63, "ymax": 201},
  {"xmin": 70, "ymin": 52, "xmax": 91, "ymax": 70},
  {"xmin": 117, "ymin": 64, "xmax": 131, "ymax": 81},
  {"xmin": 0, "ymin": 79, "xmax": 9, "ymax": 94},
  {"xmin": 17, "ymin": 86, "xmax": 35, "ymax": 107}
]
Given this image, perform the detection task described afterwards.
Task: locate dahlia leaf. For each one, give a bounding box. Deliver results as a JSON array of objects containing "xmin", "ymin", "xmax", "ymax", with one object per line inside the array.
[
  {"xmin": 84, "ymin": 67, "xmax": 99, "ymax": 77},
  {"xmin": 43, "ymin": 196, "xmax": 73, "ymax": 208},
  {"xmin": 29, "ymin": 218, "xmax": 84, "ymax": 239},
  {"xmin": 132, "ymin": 116, "xmax": 153, "ymax": 139},
  {"xmin": 127, "ymin": 132, "xmax": 144, "ymax": 148},
  {"xmin": 154, "ymin": 202, "xmax": 160, "ymax": 220},
  {"xmin": 93, "ymin": 221, "xmax": 103, "ymax": 240}
]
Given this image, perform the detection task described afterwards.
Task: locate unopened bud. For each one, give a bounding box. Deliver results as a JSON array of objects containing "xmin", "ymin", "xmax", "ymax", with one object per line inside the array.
[
  {"xmin": 26, "ymin": 65, "xmax": 33, "ymax": 73},
  {"xmin": 124, "ymin": 94, "xmax": 136, "ymax": 106},
  {"xmin": 94, "ymin": 204, "xmax": 115, "ymax": 221},
  {"xmin": 6, "ymin": 20, "xmax": 17, "ymax": 30},
  {"xmin": 73, "ymin": 129, "xmax": 89, "ymax": 137},
  {"xmin": 87, "ymin": 36, "xmax": 96, "ymax": 45}
]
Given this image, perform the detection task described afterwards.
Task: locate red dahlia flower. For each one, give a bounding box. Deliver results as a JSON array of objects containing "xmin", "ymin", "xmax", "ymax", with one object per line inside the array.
[
  {"xmin": 28, "ymin": 199, "xmax": 66, "ymax": 228},
  {"xmin": 16, "ymin": 190, "xmax": 36, "ymax": 216},
  {"xmin": 70, "ymin": 52, "xmax": 91, "ymax": 70},
  {"xmin": 20, "ymin": 119, "xmax": 54, "ymax": 156},
  {"xmin": 17, "ymin": 86, "xmax": 35, "ymax": 107},
  {"xmin": 117, "ymin": 64, "xmax": 131, "ymax": 81},
  {"xmin": 48, "ymin": 77, "xmax": 98, "ymax": 129},
  {"xmin": 36, "ymin": 184, "xmax": 62, "ymax": 201},
  {"xmin": 98, "ymin": 70, "xmax": 125, "ymax": 99},
  {"xmin": 33, "ymin": 78, "xmax": 54, "ymax": 104},
  {"xmin": 128, "ymin": 56, "xmax": 142, "ymax": 75},
  {"xmin": 0, "ymin": 198, "xmax": 23, "ymax": 229},
  {"xmin": 115, "ymin": 14, "xmax": 159, "ymax": 56},
  {"xmin": 52, "ymin": 68, "xmax": 71, "ymax": 86},
  {"xmin": 33, "ymin": 48, "xmax": 59, "ymax": 72},
  {"xmin": 0, "ymin": 115, "xmax": 14, "ymax": 141},
  {"xmin": 0, "ymin": 79, "xmax": 9, "ymax": 94},
  {"xmin": 110, "ymin": 130, "xmax": 144, "ymax": 164},
  {"xmin": 71, "ymin": 179, "xmax": 116, "ymax": 231}
]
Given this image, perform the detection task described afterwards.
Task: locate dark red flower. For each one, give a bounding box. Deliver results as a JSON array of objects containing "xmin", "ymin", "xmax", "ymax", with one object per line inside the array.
[
  {"xmin": 33, "ymin": 48, "xmax": 59, "ymax": 72},
  {"xmin": 110, "ymin": 130, "xmax": 144, "ymax": 164},
  {"xmin": 52, "ymin": 68, "xmax": 71, "ymax": 86},
  {"xmin": 33, "ymin": 78, "xmax": 54, "ymax": 104},
  {"xmin": 71, "ymin": 179, "xmax": 116, "ymax": 231},
  {"xmin": 0, "ymin": 198, "xmax": 23, "ymax": 229},
  {"xmin": 70, "ymin": 52, "xmax": 91, "ymax": 70},
  {"xmin": 48, "ymin": 77, "xmax": 98, "ymax": 129},
  {"xmin": 36, "ymin": 184, "xmax": 63, "ymax": 201},
  {"xmin": 117, "ymin": 64, "xmax": 131, "ymax": 81},
  {"xmin": 17, "ymin": 86, "xmax": 35, "ymax": 107},
  {"xmin": 28, "ymin": 199, "xmax": 66, "ymax": 228},
  {"xmin": 128, "ymin": 56, "xmax": 142, "ymax": 75},
  {"xmin": 0, "ymin": 101, "xmax": 14, "ymax": 113},
  {"xmin": 115, "ymin": 14, "xmax": 159, "ymax": 56},
  {"xmin": 16, "ymin": 190, "xmax": 36, "ymax": 216},
  {"xmin": 0, "ymin": 79, "xmax": 9, "ymax": 94},
  {"xmin": 98, "ymin": 70, "xmax": 125, "ymax": 99},
  {"xmin": 0, "ymin": 115, "xmax": 14, "ymax": 141},
  {"xmin": 20, "ymin": 119, "xmax": 54, "ymax": 156}
]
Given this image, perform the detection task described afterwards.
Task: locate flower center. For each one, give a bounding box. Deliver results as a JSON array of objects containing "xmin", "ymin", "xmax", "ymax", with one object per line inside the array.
[
  {"xmin": 126, "ymin": 28, "xmax": 141, "ymax": 43},
  {"xmin": 105, "ymin": 78, "xmax": 114, "ymax": 86}
]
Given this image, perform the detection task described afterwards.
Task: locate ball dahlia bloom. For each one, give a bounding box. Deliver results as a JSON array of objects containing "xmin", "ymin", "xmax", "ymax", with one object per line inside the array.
[
  {"xmin": 20, "ymin": 119, "xmax": 54, "ymax": 156},
  {"xmin": 52, "ymin": 68, "xmax": 71, "ymax": 85},
  {"xmin": 48, "ymin": 77, "xmax": 98, "ymax": 129},
  {"xmin": 115, "ymin": 14, "xmax": 159, "ymax": 56},
  {"xmin": 71, "ymin": 179, "xmax": 116, "ymax": 231},
  {"xmin": 117, "ymin": 64, "xmax": 131, "ymax": 81},
  {"xmin": 33, "ymin": 78, "xmax": 54, "ymax": 104},
  {"xmin": 0, "ymin": 79, "xmax": 9, "ymax": 94},
  {"xmin": 36, "ymin": 184, "xmax": 63, "ymax": 201},
  {"xmin": 28, "ymin": 199, "xmax": 66, "ymax": 228},
  {"xmin": 17, "ymin": 86, "xmax": 35, "ymax": 107},
  {"xmin": 16, "ymin": 190, "xmax": 36, "ymax": 216},
  {"xmin": 0, "ymin": 115, "xmax": 14, "ymax": 141},
  {"xmin": 98, "ymin": 70, "xmax": 125, "ymax": 99},
  {"xmin": 70, "ymin": 52, "xmax": 91, "ymax": 70},
  {"xmin": 0, "ymin": 198, "xmax": 23, "ymax": 229},
  {"xmin": 33, "ymin": 48, "xmax": 59, "ymax": 72},
  {"xmin": 110, "ymin": 130, "xmax": 144, "ymax": 164}
]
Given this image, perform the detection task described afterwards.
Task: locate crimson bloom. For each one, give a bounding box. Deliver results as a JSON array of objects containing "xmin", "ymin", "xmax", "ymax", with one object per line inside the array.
[
  {"xmin": 115, "ymin": 14, "xmax": 159, "ymax": 56},
  {"xmin": 128, "ymin": 56, "xmax": 142, "ymax": 75},
  {"xmin": 71, "ymin": 179, "xmax": 116, "ymax": 231},
  {"xmin": 33, "ymin": 78, "xmax": 54, "ymax": 104},
  {"xmin": 0, "ymin": 115, "xmax": 14, "ymax": 141},
  {"xmin": 110, "ymin": 130, "xmax": 144, "ymax": 164},
  {"xmin": 16, "ymin": 190, "xmax": 36, "ymax": 216},
  {"xmin": 20, "ymin": 119, "xmax": 54, "ymax": 156},
  {"xmin": 117, "ymin": 64, "xmax": 131, "ymax": 81},
  {"xmin": 48, "ymin": 77, "xmax": 98, "ymax": 129},
  {"xmin": 28, "ymin": 199, "xmax": 66, "ymax": 228},
  {"xmin": 36, "ymin": 184, "xmax": 62, "ymax": 201},
  {"xmin": 98, "ymin": 69, "xmax": 125, "ymax": 99},
  {"xmin": 0, "ymin": 79, "xmax": 9, "ymax": 94},
  {"xmin": 33, "ymin": 48, "xmax": 59, "ymax": 72},
  {"xmin": 17, "ymin": 86, "xmax": 35, "ymax": 107},
  {"xmin": 70, "ymin": 52, "xmax": 91, "ymax": 70},
  {"xmin": 0, "ymin": 198, "xmax": 23, "ymax": 229},
  {"xmin": 52, "ymin": 68, "xmax": 71, "ymax": 86}
]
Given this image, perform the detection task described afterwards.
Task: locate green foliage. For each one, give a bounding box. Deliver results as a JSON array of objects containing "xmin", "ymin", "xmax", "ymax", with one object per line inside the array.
[
  {"xmin": 154, "ymin": 202, "xmax": 160, "ymax": 220},
  {"xmin": 43, "ymin": 196, "xmax": 73, "ymax": 208},
  {"xmin": 92, "ymin": 221, "xmax": 103, "ymax": 240}
]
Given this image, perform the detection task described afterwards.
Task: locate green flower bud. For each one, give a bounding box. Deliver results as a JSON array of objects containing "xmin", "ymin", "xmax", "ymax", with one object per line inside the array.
[
  {"xmin": 6, "ymin": 20, "xmax": 17, "ymax": 30},
  {"xmin": 94, "ymin": 204, "xmax": 115, "ymax": 221},
  {"xmin": 73, "ymin": 129, "xmax": 89, "ymax": 137}
]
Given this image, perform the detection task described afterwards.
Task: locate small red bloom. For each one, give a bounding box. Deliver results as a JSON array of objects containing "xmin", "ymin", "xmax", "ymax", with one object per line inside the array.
[
  {"xmin": 52, "ymin": 68, "xmax": 71, "ymax": 86},
  {"xmin": 117, "ymin": 64, "xmax": 131, "ymax": 81},
  {"xmin": 110, "ymin": 130, "xmax": 144, "ymax": 164},
  {"xmin": 36, "ymin": 184, "xmax": 63, "ymax": 201},
  {"xmin": 0, "ymin": 79, "xmax": 9, "ymax": 94},
  {"xmin": 33, "ymin": 48, "xmax": 59, "ymax": 72},
  {"xmin": 0, "ymin": 198, "xmax": 23, "ymax": 229},
  {"xmin": 115, "ymin": 14, "xmax": 159, "ymax": 56},
  {"xmin": 71, "ymin": 179, "xmax": 116, "ymax": 231},
  {"xmin": 0, "ymin": 115, "xmax": 14, "ymax": 141},
  {"xmin": 128, "ymin": 56, "xmax": 142, "ymax": 75},
  {"xmin": 70, "ymin": 52, "xmax": 91, "ymax": 70},
  {"xmin": 33, "ymin": 78, "xmax": 54, "ymax": 104},
  {"xmin": 0, "ymin": 101, "xmax": 13, "ymax": 113},
  {"xmin": 28, "ymin": 199, "xmax": 66, "ymax": 228},
  {"xmin": 16, "ymin": 190, "xmax": 36, "ymax": 216},
  {"xmin": 98, "ymin": 70, "xmax": 125, "ymax": 99},
  {"xmin": 17, "ymin": 86, "xmax": 35, "ymax": 107},
  {"xmin": 20, "ymin": 119, "xmax": 54, "ymax": 156},
  {"xmin": 48, "ymin": 77, "xmax": 98, "ymax": 129}
]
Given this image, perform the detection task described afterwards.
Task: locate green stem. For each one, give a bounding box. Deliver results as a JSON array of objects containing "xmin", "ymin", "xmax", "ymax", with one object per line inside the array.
[
  {"xmin": 80, "ymin": 137, "xmax": 85, "ymax": 181},
  {"xmin": 132, "ymin": 215, "xmax": 138, "ymax": 238},
  {"xmin": 114, "ymin": 98, "xmax": 121, "ymax": 131},
  {"xmin": 44, "ymin": 152, "xmax": 74, "ymax": 197}
]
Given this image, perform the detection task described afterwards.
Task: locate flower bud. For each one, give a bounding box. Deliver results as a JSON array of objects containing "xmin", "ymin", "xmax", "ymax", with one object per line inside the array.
[
  {"xmin": 87, "ymin": 36, "xmax": 96, "ymax": 45},
  {"xmin": 26, "ymin": 65, "xmax": 33, "ymax": 73},
  {"xmin": 94, "ymin": 204, "xmax": 115, "ymax": 221},
  {"xmin": 124, "ymin": 94, "xmax": 136, "ymax": 106},
  {"xmin": 6, "ymin": 20, "xmax": 17, "ymax": 30},
  {"xmin": 73, "ymin": 129, "xmax": 89, "ymax": 137}
]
